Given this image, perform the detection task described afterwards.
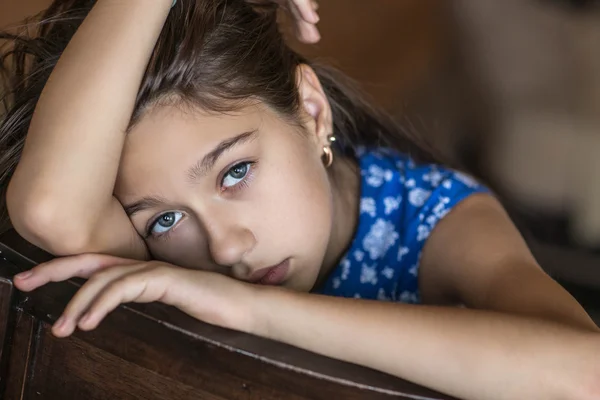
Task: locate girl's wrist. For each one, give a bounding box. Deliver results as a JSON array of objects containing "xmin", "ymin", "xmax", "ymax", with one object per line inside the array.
[
  {"xmin": 233, "ymin": 283, "xmax": 275, "ymax": 335},
  {"xmin": 245, "ymin": 285, "xmax": 298, "ymax": 340},
  {"xmin": 168, "ymin": 269, "xmax": 266, "ymax": 334}
]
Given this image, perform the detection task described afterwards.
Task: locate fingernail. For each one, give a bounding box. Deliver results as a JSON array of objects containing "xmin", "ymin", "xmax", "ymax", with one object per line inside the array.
[{"xmin": 15, "ymin": 271, "xmax": 33, "ymax": 280}]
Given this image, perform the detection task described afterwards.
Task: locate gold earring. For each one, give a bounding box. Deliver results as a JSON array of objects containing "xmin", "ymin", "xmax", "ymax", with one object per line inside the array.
[
  {"xmin": 322, "ymin": 135, "xmax": 336, "ymax": 168},
  {"xmin": 322, "ymin": 146, "xmax": 333, "ymax": 168}
]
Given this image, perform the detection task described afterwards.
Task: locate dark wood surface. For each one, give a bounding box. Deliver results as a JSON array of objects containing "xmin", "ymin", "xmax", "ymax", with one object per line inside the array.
[{"xmin": 0, "ymin": 230, "xmax": 456, "ymax": 400}]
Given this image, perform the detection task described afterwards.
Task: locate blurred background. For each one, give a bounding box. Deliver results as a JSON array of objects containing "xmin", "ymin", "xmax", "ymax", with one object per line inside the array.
[{"xmin": 1, "ymin": 0, "xmax": 600, "ymax": 319}]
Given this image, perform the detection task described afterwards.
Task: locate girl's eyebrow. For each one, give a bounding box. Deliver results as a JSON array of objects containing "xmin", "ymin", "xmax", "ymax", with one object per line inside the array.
[
  {"xmin": 185, "ymin": 129, "xmax": 258, "ymax": 184},
  {"xmin": 123, "ymin": 129, "xmax": 258, "ymax": 217},
  {"xmin": 124, "ymin": 194, "xmax": 169, "ymax": 217}
]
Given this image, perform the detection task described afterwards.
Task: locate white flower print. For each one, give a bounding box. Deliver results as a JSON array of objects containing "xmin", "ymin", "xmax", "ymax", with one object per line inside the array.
[
  {"xmin": 426, "ymin": 215, "xmax": 437, "ymax": 226},
  {"xmin": 377, "ymin": 288, "xmax": 391, "ymax": 301},
  {"xmin": 360, "ymin": 263, "xmax": 378, "ymax": 285},
  {"xmin": 362, "ymin": 219, "xmax": 399, "ymax": 259},
  {"xmin": 354, "ymin": 250, "xmax": 365, "ymax": 262},
  {"xmin": 416, "ymin": 224, "xmax": 430, "ymax": 241},
  {"xmin": 399, "ymin": 291, "xmax": 418, "ymax": 304},
  {"xmin": 442, "ymin": 180, "xmax": 453, "ymax": 189},
  {"xmin": 408, "ymin": 188, "xmax": 431, "ymax": 207},
  {"xmin": 382, "ymin": 266, "xmax": 395, "ymax": 279},
  {"xmin": 353, "ymin": 293, "xmax": 362, "ymax": 299},
  {"xmin": 365, "ymin": 165, "xmax": 393, "ymax": 187},
  {"xmin": 409, "ymin": 264, "xmax": 418, "ymax": 277},
  {"xmin": 332, "ymin": 277, "xmax": 341, "ymax": 289},
  {"xmin": 432, "ymin": 196, "xmax": 451, "ymax": 219},
  {"xmin": 397, "ymin": 246, "xmax": 410, "ymax": 262},
  {"xmin": 454, "ymin": 172, "xmax": 479, "ymax": 188},
  {"xmin": 383, "ymin": 196, "xmax": 401, "ymax": 215},
  {"xmin": 422, "ymin": 168, "xmax": 444, "ymax": 187},
  {"xmin": 360, "ymin": 197, "xmax": 377, "ymax": 217},
  {"xmin": 341, "ymin": 258, "xmax": 351, "ymax": 280},
  {"xmin": 405, "ymin": 178, "xmax": 416, "ymax": 188}
]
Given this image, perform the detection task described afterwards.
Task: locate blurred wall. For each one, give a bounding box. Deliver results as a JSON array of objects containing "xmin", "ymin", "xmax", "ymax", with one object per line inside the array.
[{"xmin": 0, "ymin": 0, "xmax": 50, "ymax": 28}]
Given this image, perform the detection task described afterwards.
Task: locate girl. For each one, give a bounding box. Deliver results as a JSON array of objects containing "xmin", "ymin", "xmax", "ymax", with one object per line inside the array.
[{"xmin": 1, "ymin": 1, "xmax": 599, "ymax": 399}]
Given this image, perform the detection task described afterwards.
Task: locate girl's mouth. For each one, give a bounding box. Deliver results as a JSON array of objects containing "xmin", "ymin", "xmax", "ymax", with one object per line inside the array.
[{"xmin": 249, "ymin": 259, "xmax": 290, "ymax": 285}]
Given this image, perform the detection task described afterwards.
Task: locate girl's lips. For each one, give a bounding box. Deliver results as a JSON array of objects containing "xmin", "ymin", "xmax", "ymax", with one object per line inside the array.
[{"xmin": 249, "ymin": 259, "xmax": 290, "ymax": 285}]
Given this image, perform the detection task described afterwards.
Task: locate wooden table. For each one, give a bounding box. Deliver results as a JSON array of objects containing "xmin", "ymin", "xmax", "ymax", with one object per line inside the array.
[{"xmin": 0, "ymin": 230, "xmax": 455, "ymax": 400}]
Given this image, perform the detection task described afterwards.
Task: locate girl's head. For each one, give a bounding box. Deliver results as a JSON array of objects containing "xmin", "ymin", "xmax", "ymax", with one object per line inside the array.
[{"xmin": 1, "ymin": 0, "xmax": 433, "ymax": 291}]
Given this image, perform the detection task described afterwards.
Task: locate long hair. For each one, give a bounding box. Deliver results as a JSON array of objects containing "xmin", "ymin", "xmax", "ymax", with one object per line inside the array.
[{"xmin": 0, "ymin": 0, "xmax": 437, "ymax": 226}]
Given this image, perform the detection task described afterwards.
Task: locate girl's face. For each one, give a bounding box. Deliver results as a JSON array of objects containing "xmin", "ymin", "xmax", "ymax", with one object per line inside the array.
[{"xmin": 114, "ymin": 97, "xmax": 348, "ymax": 292}]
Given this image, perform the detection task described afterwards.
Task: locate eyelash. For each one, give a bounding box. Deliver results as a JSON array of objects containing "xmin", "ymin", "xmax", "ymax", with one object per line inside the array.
[
  {"xmin": 220, "ymin": 160, "xmax": 257, "ymax": 193},
  {"xmin": 144, "ymin": 214, "xmax": 179, "ymax": 241},
  {"xmin": 144, "ymin": 161, "xmax": 257, "ymax": 240}
]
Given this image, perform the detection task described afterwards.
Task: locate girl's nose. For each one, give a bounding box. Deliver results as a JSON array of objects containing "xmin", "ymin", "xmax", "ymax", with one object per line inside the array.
[{"xmin": 206, "ymin": 219, "xmax": 256, "ymax": 268}]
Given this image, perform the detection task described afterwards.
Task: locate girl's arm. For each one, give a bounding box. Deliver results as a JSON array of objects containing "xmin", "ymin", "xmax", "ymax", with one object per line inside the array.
[
  {"xmin": 251, "ymin": 288, "xmax": 599, "ymax": 400},
  {"xmin": 417, "ymin": 194, "xmax": 599, "ymax": 333},
  {"xmin": 6, "ymin": 0, "xmax": 173, "ymax": 258},
  {"xmin": 13, "ymin": 254, "xmax": 600, "ymax": 400},
  {"xmin": 252, "ymin": 195, "xmax": 600, "ymax": 400},
  {"xmin": 13, "ymin": 192, "xmax": 600, "ymax": 400}
]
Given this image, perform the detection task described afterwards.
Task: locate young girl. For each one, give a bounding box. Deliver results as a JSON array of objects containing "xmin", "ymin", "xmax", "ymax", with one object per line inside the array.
[{"xmin": 1, "ymin": 1, "xmax": 599, "ymax": 399}]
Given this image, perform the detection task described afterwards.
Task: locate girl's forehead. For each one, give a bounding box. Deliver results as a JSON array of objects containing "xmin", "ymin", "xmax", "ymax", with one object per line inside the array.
[
  {"xmin": 115, "ymin": 104, "xmax": 289, "ymax": 195},
  {"xmin": 122, "ymin": 107, "xmax": 250, "ymax": 160},
  {"xmin": 133, "ymin": 104, "xmax": 265, "ymax": 136},
  {"xmin": 124, "ymin": 105, "xmax": 261, "ymax": 153}
]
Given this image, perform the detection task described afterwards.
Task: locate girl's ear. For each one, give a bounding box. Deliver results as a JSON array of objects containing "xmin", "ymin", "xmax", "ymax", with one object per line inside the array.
[{"xmin": 296, "ymin": 64, "xmax": 333, "ymax": 148}]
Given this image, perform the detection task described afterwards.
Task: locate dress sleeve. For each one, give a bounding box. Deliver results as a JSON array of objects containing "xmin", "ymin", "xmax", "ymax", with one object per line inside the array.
[{"xmin": 393, "ymin": 159, "xmax": 491, "ymax": 304}]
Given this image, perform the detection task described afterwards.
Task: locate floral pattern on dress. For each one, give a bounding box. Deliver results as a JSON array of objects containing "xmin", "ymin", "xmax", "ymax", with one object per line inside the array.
[{"xmin": 315, "ymin": 149, "xmax": 490, "ymax": 303}]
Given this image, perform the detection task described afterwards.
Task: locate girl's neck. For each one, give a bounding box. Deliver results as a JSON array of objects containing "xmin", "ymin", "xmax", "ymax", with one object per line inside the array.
[{"xmin": 316, "ymin": 155, "xmax": 361, "ymax": 287}]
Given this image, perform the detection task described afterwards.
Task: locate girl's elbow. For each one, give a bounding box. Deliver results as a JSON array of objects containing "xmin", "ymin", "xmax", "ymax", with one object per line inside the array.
[{"xmin": 7, "ymin": 192, "xmax": 92, "ymax": 256}]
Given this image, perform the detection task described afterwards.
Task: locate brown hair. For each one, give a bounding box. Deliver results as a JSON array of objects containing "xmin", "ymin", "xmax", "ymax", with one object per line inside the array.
[{"xmin": 0, "ymin": 0, "xmax": 435, "ymax": 226}]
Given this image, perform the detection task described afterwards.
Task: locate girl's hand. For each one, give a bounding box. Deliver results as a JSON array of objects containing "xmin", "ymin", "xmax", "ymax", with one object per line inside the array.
[
  {"xmin": 13, "ymin": 254, "xmax": 256, "ymax": 338},
  {"xmin": 277, "ymin": 0, "xmax": 321, "ymax": 43}
]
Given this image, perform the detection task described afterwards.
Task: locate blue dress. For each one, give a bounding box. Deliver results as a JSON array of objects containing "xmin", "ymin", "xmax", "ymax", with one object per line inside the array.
[{"xmin": 314, "ymin": 148, "xmax": 489, "ymax": 303}]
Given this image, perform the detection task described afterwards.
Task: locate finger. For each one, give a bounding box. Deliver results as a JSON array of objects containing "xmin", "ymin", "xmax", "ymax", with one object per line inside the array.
[
  {"xmin": 14, "ymin": 253, "xmax": 138, "ymax": 292},
  {"xmin": 295, "ymin": 20, "xmax": 321, "ymax": 43},
  {"xmin": 281, "ymin": 0, "xmax": 320, "ymax": 43},
  {"xmin": 290, "ymin": 0, "xmax": 319, "ymax": 23},
  {"xmin": 77, "ymin": 266, "xmax": 174, "ymax": 332},
  {"xmin": 52, "ymin": 264, "xmax": 148, "ymax": 337}
]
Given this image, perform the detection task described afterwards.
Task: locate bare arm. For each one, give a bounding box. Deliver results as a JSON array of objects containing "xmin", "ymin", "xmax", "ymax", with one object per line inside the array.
[
  {"xmin": 13, "ymin": 193, "xmax": 600, "ymax": 399},
  {"xmin": 250, "ymin": 289, "xmax": 599, "ymax": 400},
  {"xmin": 6, "ymin": 0, "xmax": 173, "ymax": 258},
  {"xmin": 249, "ymin": 194, "xmax": 600, "ymax": 399},
  {"xmin": 418, "ymin": 194, "xmax": 599, "ymax": 332}
]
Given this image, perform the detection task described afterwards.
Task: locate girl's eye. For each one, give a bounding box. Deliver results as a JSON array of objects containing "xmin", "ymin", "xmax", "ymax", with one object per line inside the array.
[
  {"xmin": 222, "ymin": 162, "xmax": 252, "ymax": 189},
  {"xmin": 150, "ymin": 211, "xmax": 183, "ymax": 235}
]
